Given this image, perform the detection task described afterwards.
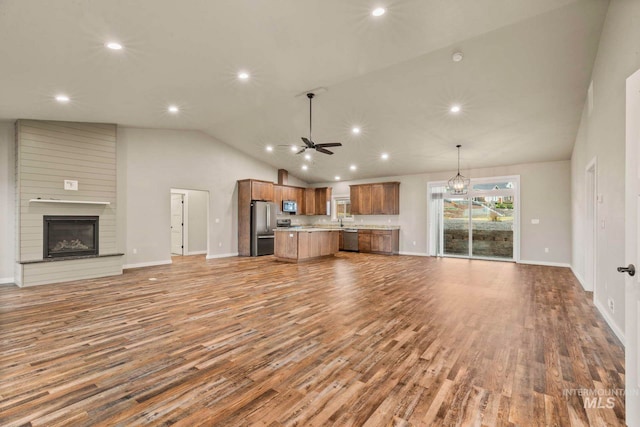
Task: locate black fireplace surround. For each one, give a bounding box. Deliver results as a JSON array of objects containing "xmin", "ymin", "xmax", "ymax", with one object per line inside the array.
[{"xmin": 43, "ymin": 216, "xmax": 99, "ymax": 259}]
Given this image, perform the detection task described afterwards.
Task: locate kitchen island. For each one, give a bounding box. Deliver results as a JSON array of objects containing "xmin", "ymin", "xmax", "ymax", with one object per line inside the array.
[{"xmin": 274, "ymin": 229, "xmax": 340, "ymax": 262}]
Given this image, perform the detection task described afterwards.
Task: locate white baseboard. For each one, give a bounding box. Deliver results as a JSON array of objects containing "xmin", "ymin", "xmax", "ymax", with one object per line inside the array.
[
  {"xmin": 569, "ymin": 265, "xmax": 593, "ymax": 291},
  {"xmin": 206, "ymin": 252, "xmax": 239, "ymax": 259},
  {"xmin": 398, "ymin": 251, "xmax": 430, "ymax": 257},
  {"xmin": 593, "ymin": 298, "xmax": 626, "ymax": 346},
  {"xmin": 186, "ymin": 250, "xmax": 207, "ymax": 256},
  {"xmin": 518, "ymin": 260, "xmax": 571, "ymax": 268},
  {"xmin": 0, "ymin": 277, "xmax": 15, "ymax": 285},
  {"xmin": 123, "ymin": 259, "xmax": 172, "ymax": 269}
]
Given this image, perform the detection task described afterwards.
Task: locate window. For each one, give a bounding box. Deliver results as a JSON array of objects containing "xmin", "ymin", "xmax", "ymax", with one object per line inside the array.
[{"xmin": 333, "ymin": 197, "xmax": 354, "ymax": 221}]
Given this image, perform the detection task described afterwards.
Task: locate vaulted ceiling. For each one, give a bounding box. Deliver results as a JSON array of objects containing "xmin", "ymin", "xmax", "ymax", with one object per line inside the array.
[{"xmin": 0, "ymin": 0, "xmax": 609, "ymax": 183}]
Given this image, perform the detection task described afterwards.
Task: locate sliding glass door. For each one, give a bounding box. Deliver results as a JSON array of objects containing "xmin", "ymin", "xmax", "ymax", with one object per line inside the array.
[
  {"xmin": 443, "ymin": 196, "xmax": 469, "ymax": 256},
  {"xmin": 429, "ymin": 177, "xmax": 518, "ymax": 261}
]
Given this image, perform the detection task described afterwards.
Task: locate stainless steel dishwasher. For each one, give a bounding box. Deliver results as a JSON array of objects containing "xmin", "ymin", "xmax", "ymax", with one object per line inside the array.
[{"xmin": 342, "ymin": 229, "xmax": 359, "ymax": 252}]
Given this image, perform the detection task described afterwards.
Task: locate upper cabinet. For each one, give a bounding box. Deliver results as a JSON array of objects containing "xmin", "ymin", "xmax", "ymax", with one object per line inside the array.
[
  {"xmin": 275, "ymin": 184, "xmax": 305, "ymax": 214},
  {"xmin": 304, "ymin": 188, "xmax": 316, "ymax": 215},
  {"xmin": 303, "ymin": 187, "xmax": 331, "ymax": 216},
  {"xmin": 350, "ymin": 182, "xmax": 400, "ymax": 215},
  {"xmin": 250, "ymin": 180, "xmax": 274, "ymax": 201}
]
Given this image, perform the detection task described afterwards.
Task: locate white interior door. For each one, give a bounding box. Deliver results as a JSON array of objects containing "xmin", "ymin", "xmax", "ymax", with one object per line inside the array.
[
  {"xmin": 171, "ymin": 193, "xmax": 184, "ymax": 256},
  {"xmin": 624, "ymin": 68, "xmax": 640, "ymax": 427}
]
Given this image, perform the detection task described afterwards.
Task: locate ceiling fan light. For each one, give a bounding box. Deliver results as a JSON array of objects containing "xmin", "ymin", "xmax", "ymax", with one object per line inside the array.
[{"xmin": 291, "ymin": 145, "xmax": 298, "ymax": 152}]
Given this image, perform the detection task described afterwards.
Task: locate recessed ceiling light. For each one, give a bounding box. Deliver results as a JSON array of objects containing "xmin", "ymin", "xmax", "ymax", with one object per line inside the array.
[
  {"xmin": 302, "ymin": 165, "xmax": 308, "ymax": 171},
  {"xmin": 304, "ymin": 153, "xmax": 311, "ymax": 160},
  {"xmin": 381, "ymin": 153, "xmax": 389, "ymax": 160},
  {"xmin": 238, "ymin": 71, "xmax": 250, "ymax": 80},
  {"xmin": 168, "ymin": 105, "xmax": 179, "ymax": 113},
  {"xmin": 350, "ymin": 165, "xmax": 357, "ymax": 171},
  {"xmin": 452, "ymin": 52, "xmax": 463, "ymax": 62},
  {"xmin": 55, "ymin": 94, "xmax": 70, "ymax": 103},
  {"xmin": 450, "ymin": 105, "xmax": 461, "ymax": 113},
  {"xmin": 335, "ymin": 176, "xmax": 341, "ymax": 181},
  {"xmin": 266, "ymin": 145, "xmax": 273, "ymax": 152},
  {"xmin": 105, "ymin": 42, "xmax": 123, "ymax": 50},
  {"xmin": 352, "ymin": 126, "xmax": 361, "ymax": 134},
  {"xmin": 291, "ymin": 145, "xmax": 298, "ymax": 152},
  {"xmin": 372, "ymin": 7, "xmax": 386, "ymax": 17}
]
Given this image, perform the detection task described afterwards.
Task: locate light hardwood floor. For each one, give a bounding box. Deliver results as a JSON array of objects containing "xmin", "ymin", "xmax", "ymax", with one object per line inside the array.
[{"xmin": 0, "ymin": 254, "xmax": 625, "ymax": 426}]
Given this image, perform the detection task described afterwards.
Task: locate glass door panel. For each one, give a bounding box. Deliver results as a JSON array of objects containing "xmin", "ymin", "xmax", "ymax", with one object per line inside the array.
[
  {"xmin": 443, "ymin": 197, "xmax": 469, "ymax": 256},
  {"xmin": 471, "ymin": 195, "xmax": 514, "ymax": 259}
]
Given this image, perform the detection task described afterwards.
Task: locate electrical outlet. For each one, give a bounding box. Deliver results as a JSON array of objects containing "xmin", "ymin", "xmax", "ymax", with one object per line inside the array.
[
  {"xmin": 412, "ymin": 241, "xmax": 416, "ymax": 246},
  {"xmin": 218, "ymin": 242, "xmax": 222, "ymax": 247},
  {"xmin": 544, "ymin": 248, "xmax": 549, "ymax": 253},
  {"xmin": 132, "ymin": 248, "xmax": 137, "ymax": 254},
  {"xmin": 64, "ymin": 179, "xmax": 78, "ymax": 191},
  {"xmin": 608, "ymin": 298, "xmax": 614, "ymax": 313}
]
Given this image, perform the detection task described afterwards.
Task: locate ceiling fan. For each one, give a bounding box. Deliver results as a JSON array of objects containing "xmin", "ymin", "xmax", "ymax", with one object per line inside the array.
[{"xmin": 288, "ymin": 93, "xmax": 342, "ymax": 155}]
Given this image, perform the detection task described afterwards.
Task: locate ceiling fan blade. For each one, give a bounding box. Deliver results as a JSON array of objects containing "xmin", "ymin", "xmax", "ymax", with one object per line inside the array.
[
  {"xmin": 301, "ymin": 137, "xmax": 314, "ymax": 148},
  {"xmin": 296, "ymin": 148, "xmax": 306, "ymax": 154},
  {"xmin": 315, "ymin": 147, "xmax": 334, "ymax": 155},
  {"xmin": 315, "ymin": 142, "xmax": 342, "ymax": 148}
]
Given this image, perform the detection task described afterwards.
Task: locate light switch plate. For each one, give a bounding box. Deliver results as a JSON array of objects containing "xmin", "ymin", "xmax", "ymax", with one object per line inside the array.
[
  {"xmin": 64, "ymin": 180, "xmax": 78, "ymax": 191},
  {"xmin": 531, "ymin": 219, "xmax": 540, "ymax": 224}
]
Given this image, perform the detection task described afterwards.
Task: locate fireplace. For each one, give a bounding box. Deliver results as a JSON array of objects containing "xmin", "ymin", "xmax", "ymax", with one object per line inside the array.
[{"xmin": 43, "ymin": 216, "xmax": 99, "ymax": 258}]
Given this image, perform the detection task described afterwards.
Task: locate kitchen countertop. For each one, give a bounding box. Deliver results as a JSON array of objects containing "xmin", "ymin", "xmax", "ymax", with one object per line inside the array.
[
  {"xmin": 275, "ymin": 227, "xmax": 340, "ymax": 232},
  {"xmin": 275, "ymin": 225, "xmax": 400, "ymax": 231}
]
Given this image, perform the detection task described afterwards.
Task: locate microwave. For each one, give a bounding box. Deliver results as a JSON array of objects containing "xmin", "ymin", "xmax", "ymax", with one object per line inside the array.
[{"xmin": 282, "ymin": 200, "xmax": 297, "ymax": 213}]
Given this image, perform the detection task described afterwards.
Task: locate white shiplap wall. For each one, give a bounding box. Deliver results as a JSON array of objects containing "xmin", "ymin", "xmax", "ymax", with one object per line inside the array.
[{"xmin": 15, "ymin": 120, "xmax": 122, "ymax": 286}]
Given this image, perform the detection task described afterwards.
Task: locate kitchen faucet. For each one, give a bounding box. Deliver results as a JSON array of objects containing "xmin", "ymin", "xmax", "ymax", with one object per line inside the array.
[{"xmin": 339, "ymin": 218, "xmax": 343, "ymax": 227}]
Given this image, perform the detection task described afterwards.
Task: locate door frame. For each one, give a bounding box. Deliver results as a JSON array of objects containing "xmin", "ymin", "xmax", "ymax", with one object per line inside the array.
[
  {"xmin": 171, "ymin": 190, "xmax": 189, "ymax": 255},
  {"xmin": 624, "ymin": 67, "xmax": 640, "ymax": 427},
  {"xmin": 585, "ymin": 157, "xmax": 597, "ymax": 294}
]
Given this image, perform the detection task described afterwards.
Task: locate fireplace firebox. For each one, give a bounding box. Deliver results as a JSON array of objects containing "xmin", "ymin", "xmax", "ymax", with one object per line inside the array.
[{"xmin": 43, "ymin": 216, "xmax": 99, "ymax": 258}]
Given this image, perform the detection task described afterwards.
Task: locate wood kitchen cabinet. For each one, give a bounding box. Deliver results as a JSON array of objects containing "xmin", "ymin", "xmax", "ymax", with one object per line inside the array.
[
  {"xmin": 315, "ymin": 187, "xmax": 331, "ymax": 215},
  {"xmin": 275, "ymin": 230, "xmax": 339, "ymax": 261},
  {"xmin": 250, "ymin": 180, "xmax": 274, "ymax": 201},
  {"xmin": 304, "ymin": 188, "xmax": 316, "ymax": 215},
  {"xmin": 350, "ymin": 182, "xmax": 399, "ymax": 215},
  {"xmin": 274, "ymin": 185, "xmax": 305, "ymax": 214},
  {"xmin": 358, "ymin": 229, "xmax": 372, "ymax": 252},
  {"xmin": 350, "ymin": 185, "xmax": 372, "ymax": 215},
  {"xmin": 302, "ymin": 187, "xmax": 331, "ymax": 216},
  {"xmin": 358, "ymin": 229, "xmax": 399, "ymax": 255},
  {"xmin": 274, "ymin": 185, "xmax": 284, "ymax": 214}
]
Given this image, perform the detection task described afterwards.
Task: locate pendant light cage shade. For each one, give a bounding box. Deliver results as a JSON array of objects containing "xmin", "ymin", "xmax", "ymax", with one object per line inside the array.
[
  {"xmin": 447, "ymin": 145, "xmax": 470, "ymax": 195},
  {"xmin": 448, "ymin": 173, "xmax": 470, "ymax": 195}
]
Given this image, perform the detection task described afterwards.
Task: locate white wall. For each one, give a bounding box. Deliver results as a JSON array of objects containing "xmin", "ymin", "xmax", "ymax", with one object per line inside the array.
[
  {"xmin": 313, "ymin": 160, "xmax": 571, "ymax": 264},
  {"xmin": 571, "ymin": 0, "xmax": 640, "ymax": 343},
  {"xmin": 187, "ymin": 189, "xmax": 208, "ymax": 254},
  {"xmin": 0, "ymin": 121, "xmax": 15, "ymax": 283},
  {"xmin": 117, "ymin": 127, "xmax": 298, "ymax": 267}
]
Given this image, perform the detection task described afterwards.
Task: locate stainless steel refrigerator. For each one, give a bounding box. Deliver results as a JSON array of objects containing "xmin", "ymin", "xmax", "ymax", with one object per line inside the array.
[{"xmin": 250, "ymin": 201, "xmax": 277, "ymax": 256}]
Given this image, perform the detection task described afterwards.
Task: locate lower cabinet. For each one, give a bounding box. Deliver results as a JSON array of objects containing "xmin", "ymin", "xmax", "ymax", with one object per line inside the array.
[
  {"xmin": 358, "ymin": 230, "xmax": 372, "ymax": 253},
  {"xmin": 358, "ymin": 229, "xmax": 399, "ymax": 255}
]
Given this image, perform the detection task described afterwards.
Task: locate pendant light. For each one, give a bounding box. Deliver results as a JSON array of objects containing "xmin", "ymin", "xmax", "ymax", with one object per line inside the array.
[{"xmin": 448, "ymin": 144, "xmax": 470, "ymax": 195}]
